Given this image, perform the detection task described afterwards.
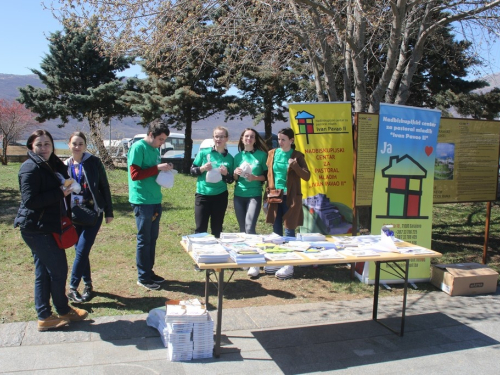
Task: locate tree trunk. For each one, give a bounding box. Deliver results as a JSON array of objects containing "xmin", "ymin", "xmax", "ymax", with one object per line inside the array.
[
  {"xmin": 182, "ymin": 106, "xmax": 193, "ymax": 174},
  {"xmin": 88, "ymin": 115, "xmax": 114, "ymax": 170},
  {"xmin": 1, "ymin": 136, "xmax": 7, "ymax": 165}
]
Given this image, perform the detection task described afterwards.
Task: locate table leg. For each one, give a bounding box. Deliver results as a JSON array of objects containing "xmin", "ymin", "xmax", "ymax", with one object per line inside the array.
[
  {"xmin": 214, "ymin": 269, "xmax": 224, "ymax": 358},
  {"xmin": 205, "ymin": 269, "xmax": 210, "ymax": 306},
  {"xmin": 373, "ymin": 261, "xmax": 381, "ymax": 321},
  {"xmin": 400, "ymin": 259, "xmax": 409, "ymax": 336}
]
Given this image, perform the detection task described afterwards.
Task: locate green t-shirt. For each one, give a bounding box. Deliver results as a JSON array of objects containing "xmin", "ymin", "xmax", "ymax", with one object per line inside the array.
[
  {"xmin": 233, "ymin": 149, "xmax": 268, "ymax": 197},
  {"xmin": 127, "ymin": 139, "xmax": 162, "ymax": 204},
  {"xmin": 193, "ymin": 148, "xmax": 234, "ymax": 195},
  {"xmin": 273, "ymin": 148, "xmax": 293, "ymax": 192}
]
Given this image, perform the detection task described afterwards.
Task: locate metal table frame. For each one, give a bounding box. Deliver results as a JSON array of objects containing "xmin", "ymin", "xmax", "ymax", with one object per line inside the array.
[{"xmin": 204, "ymin": 258, "xmax": 412, "ymax": 357}]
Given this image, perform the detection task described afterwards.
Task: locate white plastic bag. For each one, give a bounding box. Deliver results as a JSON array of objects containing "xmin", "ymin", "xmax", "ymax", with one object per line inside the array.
[
  {"xmin": 239, "ymin": 161, "xmax": 252, "ymax": 179},
  {"xmin": 205, "ymin": 154, "xmax": 221, "ymax": 183},
  {"xmin": 156, "ymin": 169, "xmax": 178, "ymax": 188}
]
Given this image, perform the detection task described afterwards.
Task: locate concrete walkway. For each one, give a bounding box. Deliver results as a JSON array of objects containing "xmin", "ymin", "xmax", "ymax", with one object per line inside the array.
[{"xmin": 1, "ymin": 290, "xmax": 499, "ymax": 374}]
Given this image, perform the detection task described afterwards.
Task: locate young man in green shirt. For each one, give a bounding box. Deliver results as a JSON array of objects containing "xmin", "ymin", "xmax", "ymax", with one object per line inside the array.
[{"xmin": 128, "ymin": 121, "xmax": 174, "ymax": 290}]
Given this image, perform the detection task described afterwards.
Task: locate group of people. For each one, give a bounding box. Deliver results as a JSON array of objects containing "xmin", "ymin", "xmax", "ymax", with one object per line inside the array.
[
  {"xmin": 14, "ymin": 130, "xmax": 113, "ymax": 331},
  {"xmin": 14, "ymin": 121, "xmax": 310, "ymax": 331},
  {"xmin": 190, "ymin": 126, "xmax": 311, "ymax": 280}
]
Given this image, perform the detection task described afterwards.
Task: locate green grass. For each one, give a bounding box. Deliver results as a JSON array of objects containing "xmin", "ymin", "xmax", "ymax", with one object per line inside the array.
[{"xmin": 1, "ymin": 162, "xmax": 499, "ymax": 323}]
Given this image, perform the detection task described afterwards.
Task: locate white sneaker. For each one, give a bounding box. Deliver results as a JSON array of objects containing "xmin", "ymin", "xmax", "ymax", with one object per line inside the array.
[
  {"xmin": 247, "ymin": 267, "xmax": 260, "ymax": 277},
  {"xmin": 275, "ymin": 265, "xmax": 294, "ymax": 280}
]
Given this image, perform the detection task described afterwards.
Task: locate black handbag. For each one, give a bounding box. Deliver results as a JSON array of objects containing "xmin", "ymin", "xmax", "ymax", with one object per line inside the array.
[{"xmin": 72, "ymin": 205, "xmax": 98, "ymax": 226}]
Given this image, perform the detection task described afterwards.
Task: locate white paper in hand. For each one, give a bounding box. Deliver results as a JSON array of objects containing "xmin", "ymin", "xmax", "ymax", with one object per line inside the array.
[{"xmin": 156, "ymin": 169, "xmax": 178, "ymax": 188}]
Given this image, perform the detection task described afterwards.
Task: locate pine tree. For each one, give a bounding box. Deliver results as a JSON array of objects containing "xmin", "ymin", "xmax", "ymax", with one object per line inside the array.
[{"xmin": 17, "ymin": 19, "xmax": 134, "ymax": 168}]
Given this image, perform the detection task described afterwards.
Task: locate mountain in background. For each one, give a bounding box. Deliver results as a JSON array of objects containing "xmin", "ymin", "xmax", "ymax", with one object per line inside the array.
[
  {"xmin": 2, "ymin": 72, "xmax": 499, "ymax": 140},
  {"xmin": 0, "ymin": 73, "xmax": 289, "ymax": 141}
]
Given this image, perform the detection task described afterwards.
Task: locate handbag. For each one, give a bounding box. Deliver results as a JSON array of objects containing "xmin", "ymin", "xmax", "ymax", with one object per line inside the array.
[
  {"xmin": 72, "ymin": 205, "xmax": 98, "ymax": 226},
  {"xmin": 52, "ymin": 216, "xmax": 78, "ymax": 249},
  {"xmin": 267, "ymin": 188, "xmax": 283, "ymax": 204}
]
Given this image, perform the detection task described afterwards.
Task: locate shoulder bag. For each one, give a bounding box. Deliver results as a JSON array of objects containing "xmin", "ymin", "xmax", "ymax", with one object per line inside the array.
[{"xmin": 52, "ymin": 215, "xmax": 78, "ymax": 249}]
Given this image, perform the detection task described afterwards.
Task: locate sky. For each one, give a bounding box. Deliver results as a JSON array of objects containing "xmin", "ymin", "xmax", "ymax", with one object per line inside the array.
[{"xmin": 1, "ymin": 1, "xmax": 499, "ymax": 79}]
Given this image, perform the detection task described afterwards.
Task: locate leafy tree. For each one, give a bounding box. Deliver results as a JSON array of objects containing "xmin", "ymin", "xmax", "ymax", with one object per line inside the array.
[
  {"xmin": 439, "ymin": 88, "xmax": 500, "ymax": 120},
  {"xmin": 17, "ymin": 19, "xmax": 134, "ymax": 168},
  {"xmin": 119, "ymin": 5, "xmax": 236, "ymax": 173},
  {"xmin": 0, "ymin": 100, "xmax": 38, "ymax": 165}
]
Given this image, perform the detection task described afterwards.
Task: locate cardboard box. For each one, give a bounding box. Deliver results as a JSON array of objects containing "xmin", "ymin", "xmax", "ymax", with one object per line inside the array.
[{"xmin": 431, "ymin": 263, "xmax": 499, "ymax": 296}]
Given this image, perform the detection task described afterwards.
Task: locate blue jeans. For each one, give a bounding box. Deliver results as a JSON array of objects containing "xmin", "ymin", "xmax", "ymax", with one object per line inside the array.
[
  {"xmin": 70, "ymin": 214, "xmax": 103, "ymax": 289},
  {"xmin": 234, "ymin": 195, "xmax": 262, "ymax": 234},
  {"xmin": 21, "ymin": 231, "xmax": 71, "ymax": 320},
  {"xmin": 272, "ymin": 195, "xmax": 295, "ymax": 237},
  {"xmin": 132, "ymin": 203, "xmax": 162, "ymax": 283}
]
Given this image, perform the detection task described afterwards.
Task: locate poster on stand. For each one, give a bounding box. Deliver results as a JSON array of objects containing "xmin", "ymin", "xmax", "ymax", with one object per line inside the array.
[
  {"xmin": 358, "ymin": 104, "xmax": 441, "ymax": 284},
  {"xmin": 288, "ymin": 102, "xmax": 354, "ymax": 235}
]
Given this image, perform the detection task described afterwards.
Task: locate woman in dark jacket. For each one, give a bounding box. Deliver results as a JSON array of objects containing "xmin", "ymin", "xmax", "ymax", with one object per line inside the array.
[
  {"xmin": 65, "ymin": 132, "xmax": 114, "ymax": 303},
  {"xmin": 14, "ymin": 129, "xmax": 88, "ymax": 331}
]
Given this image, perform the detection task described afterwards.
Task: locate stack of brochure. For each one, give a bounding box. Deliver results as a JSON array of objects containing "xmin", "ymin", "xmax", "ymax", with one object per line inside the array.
[
  {"xmin": 184, "ymin": 233, "xmax": 218, "ymax": 251},
  {"xmin": 262, "ymin": 233, "xmax": 286, "ymax": 244},
  {"xmin": 192, "ymin": 315, "xmax": 214, "ymax": 359},
  {"xmin": 191, "ymin": 243, "xmax": 230, "ymax": 263},
  {"xmin": 301, "ymin": 249, "xmax": 346, "ymax": 260},
  {"xmin": 296, "ymin": 233, "xmax": 326, "ymax": 242},
  {"xmin": 225, "ymin": 242, "xmax": 266, "ymax": 264}
]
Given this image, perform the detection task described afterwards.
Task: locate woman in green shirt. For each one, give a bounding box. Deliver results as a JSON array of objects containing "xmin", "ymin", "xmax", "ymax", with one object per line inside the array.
[
  {"xmin": 190, "ymin": 126, "xmax": 234, "ymax": 238},
  {"xmin": 233, "ymin": 128, "xmax": 269, "ymax": 235}
]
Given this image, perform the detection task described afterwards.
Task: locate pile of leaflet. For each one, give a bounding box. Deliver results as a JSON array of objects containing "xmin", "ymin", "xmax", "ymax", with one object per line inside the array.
[
  {"xmin": 191, "ymin": 243, "xmax": 229, "ymax": 263},
  {"xmin": 164, "ymin": 299, "xmax": 214, "ymax": 361},
  {"xmin": 296, "ymin": 233, "xmax": 326, "ymax": 241},
  {"xmin": 224, "ymin": 242, "xmax": 266, "ymax": 264},
  {"xmin": 184, "ymin": 233, "xmax": 218, "ymax": 251}
]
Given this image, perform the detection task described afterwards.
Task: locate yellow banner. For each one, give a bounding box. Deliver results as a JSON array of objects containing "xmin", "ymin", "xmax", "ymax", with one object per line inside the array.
[{"xmin": 288, "ymin": 102, "xmax": 354, "ymax": 235}]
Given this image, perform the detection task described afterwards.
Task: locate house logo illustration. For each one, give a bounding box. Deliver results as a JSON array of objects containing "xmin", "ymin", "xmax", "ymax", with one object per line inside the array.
[
  {"xmin": 375, "ymin": 154, "xmax": 429, "ymax": 219},
  {"xmin": 295, "ymin": 111, "xmax": 315, "ymax": 144},
  {"xmin": 294, "ymin": 110, "xmax": 349, "ymax": 144}
]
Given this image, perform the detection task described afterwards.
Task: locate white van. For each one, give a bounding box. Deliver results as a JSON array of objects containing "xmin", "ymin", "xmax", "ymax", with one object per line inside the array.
[{"xmin": 129, "ymin": 132, "xmax": 185, "ymax": 158}]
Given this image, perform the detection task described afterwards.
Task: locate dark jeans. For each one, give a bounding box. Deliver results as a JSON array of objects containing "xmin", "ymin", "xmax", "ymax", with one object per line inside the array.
[
  {"xmin": 272, "ymin": 195, "xmax": 295, "ymax": 237},
  {"xmin": 21, "ymin": 231, "xmax": 71, "ymax": 320},
  {"xmin": 234, "ymin": 195, "xmax": 262, "ymax": 234},
  {"xmin": 132, "ymin": 203, "xmax": 162, "ymax": 284},
  {"xmin": 194, "ymin": 191, "xmax": 228, "ymax": 238},
  {"xmin": 70, "ymin": 213, "xmax": 103, "ymax": 289}
]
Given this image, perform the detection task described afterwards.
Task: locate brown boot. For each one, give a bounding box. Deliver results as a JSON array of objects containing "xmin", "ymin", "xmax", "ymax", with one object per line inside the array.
[
  {"xmin": 38, "ymin": 314, "xmax": 70, "ymax": 332},
  {"xmin": 59, "ymin": 307, "xmax": 88, "ymax": 322}
]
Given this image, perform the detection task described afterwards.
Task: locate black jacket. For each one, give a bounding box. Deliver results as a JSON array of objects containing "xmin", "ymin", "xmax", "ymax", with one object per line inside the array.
[
  {"xmin": 65, "ymin": 153, "xmax": 114, "ymax": 218},
  {"xmin": 14, "ymin": 151, "xmax": 70, "ymax": 233}
]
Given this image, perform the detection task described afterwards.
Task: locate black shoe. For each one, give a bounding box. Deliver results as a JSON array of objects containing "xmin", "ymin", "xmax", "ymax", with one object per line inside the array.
[
  {"xmin": 151, "ymin": 274, "xmax": 165, "ymax": 284},
  {"xmin": 82, "ymin": 285, "xmax": 93, "ymax": 302},
  {"xmin": 137, "ymin": 281, "xmax": 160, "ymax": 291},
  {"xmin": 67, "ymin": 288, "xmax": 83, "ymax": 303}
]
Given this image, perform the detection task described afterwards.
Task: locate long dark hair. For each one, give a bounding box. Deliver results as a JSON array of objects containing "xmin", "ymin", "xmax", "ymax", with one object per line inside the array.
[
  {"xmin": 278, "ymin": 127, "xmax": 296, "ymax": 150},
  {"xmin": 237, "ymin": 128, "xmax": 269, "ymax": 153},
  {"xmin": 26, "ymin": 129, "xmax": 64, "ymax": 169}
]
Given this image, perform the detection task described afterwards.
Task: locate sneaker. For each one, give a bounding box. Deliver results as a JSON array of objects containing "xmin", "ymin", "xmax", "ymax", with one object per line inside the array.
[
  {"xmin": 67, "ymin": 288, "xmax": 83, "ymax": 303},
  {"xmin": 81, "ymin": 284, "xmax": 93, "ymax": 302},
  {"xmin": 247, "ymin": 267, "xmax": 260, "ymax": 278},
  {"xmin": 151, "ymin": 274, "xmax": 166, "ymax": 284},
  {"xmin": 38, "ymin": 314, "xmax": 70, "ymax": 332},
  {"xmin": 264, "ymin": 266, "xmax": 281, "ymax": 275},
  {"xmin": 59, "ymin": 307, "xmax": 88, "ymax": 322},
  {"xmin": 275, "ymin": 265, "xmax": 294, "ymax": 280},
  {"xmin": 137, "ymin": 281, "xmax": 161, "ymax": 290}
]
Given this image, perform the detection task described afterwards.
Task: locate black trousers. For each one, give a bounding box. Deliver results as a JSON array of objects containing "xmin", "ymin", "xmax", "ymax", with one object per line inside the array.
[{"xmin": 194, "ymin": 191, "xmax": 228, "ymax": 238}]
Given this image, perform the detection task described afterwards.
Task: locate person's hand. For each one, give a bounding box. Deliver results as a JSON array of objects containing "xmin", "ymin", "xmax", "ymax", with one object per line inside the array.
[
  {"xmin": 158, "ymin": 162, "xmax": 174, "ymax": 171},
  {"xmin": 234, "ymin": 167, "xmax": 242, "ymax": 176},
  {"xmin": 220, "ymin": 165, "xmax": 228, "ymax": 176},
  {"xmin": 201, "ymin": 162, "xmax": 212, "ymax": 172},
  {"xmin": 60, "ymin": 185, "xmax": 73, "ymax": 196},
  {"xmin": 105, "ymin": 217, "xmax": 114, "ymax": 224}
]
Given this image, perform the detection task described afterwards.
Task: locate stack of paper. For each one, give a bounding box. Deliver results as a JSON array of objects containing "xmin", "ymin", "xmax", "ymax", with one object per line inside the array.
[
  {"xmin": 340, "ymin": 247, "xmax": 380, "ymax": 257},
  {"xmin": 191, "ymin": 243, "xmax": 230, "ymax": 263},
  {"xmin": 225, "ymin": 243, "xmax": 266, "ymax": 264},
  {"xmin": 184, "ymin": 233, "xmax": 218, "ymax": 251},
  {"xmin": 262, "ymin": 233, "xmax": 285, "ymax": 244},
  {"xmin": 264, "ymin": 252, "xmax": 303, "ymax": 261},
  {"xmin": 296, "ymin": 233, "xmax": 326, "ymax": 241},
  {"xmin": 192, "ymin": 315, "xmax": 214, "ymax": 359}
]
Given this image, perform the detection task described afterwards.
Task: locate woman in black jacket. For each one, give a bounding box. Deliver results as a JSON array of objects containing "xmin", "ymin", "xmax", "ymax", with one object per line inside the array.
[
  {"xmin": 65, "ymin": 131, "xmax": 114, "ymax": 303},
  {"xmin": 14, "ymin": 129, "xmax": 88, "ymax": 331}
]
